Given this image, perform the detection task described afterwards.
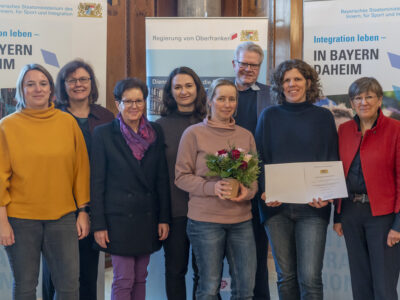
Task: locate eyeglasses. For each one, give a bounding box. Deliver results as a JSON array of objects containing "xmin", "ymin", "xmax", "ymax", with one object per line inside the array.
[
  {"xmin": 65, "ymin": 77, "xmax": 91, "ymax": 86},
  {"xmin": 120, "ymin": 99, "xmax": 145, "ymax": 107},
  {"xmin": 235, "ymin": 60, "xmax": 261, "ymax": 70},
  {"xmin": 352, "ymin": 95, "xmax": 378, "ymax": 104}
]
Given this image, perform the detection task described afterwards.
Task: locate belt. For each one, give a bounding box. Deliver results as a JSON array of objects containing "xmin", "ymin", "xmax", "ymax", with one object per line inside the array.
[{"xmin": 352, "ymin": 193, "xmax": 369, "ymax": 203}]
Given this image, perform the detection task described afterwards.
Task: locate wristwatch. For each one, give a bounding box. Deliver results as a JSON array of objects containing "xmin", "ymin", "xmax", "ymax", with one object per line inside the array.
[{"xmin": 77, "ymin": 206, "xmax": 90, "ymax": 214}]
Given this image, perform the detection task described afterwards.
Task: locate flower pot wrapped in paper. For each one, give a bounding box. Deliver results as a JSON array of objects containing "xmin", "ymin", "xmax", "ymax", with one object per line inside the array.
[{"xmin": 205, "ymin": 146, "xmax": 260, "ymax": 199}]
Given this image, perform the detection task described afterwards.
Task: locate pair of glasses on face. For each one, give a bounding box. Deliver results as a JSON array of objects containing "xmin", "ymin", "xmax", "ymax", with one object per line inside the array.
[
  {"xmin": 120, "ymin": 99, "xmax": 145, "ymax": 107},
  {"xmin": 65, "ymin": 77, "xmax": 91, "ymax": 86},
  {"xmin": 235, "ymin": 60, "xmax": 261, "ymax": 70},
  {"xmin": 352, "ymin": 95, "xmax": 377, "ymax": 104}
]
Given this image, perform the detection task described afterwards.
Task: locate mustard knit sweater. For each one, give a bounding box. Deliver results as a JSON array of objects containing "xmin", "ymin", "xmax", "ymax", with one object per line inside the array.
[{"xmin": 0, "ymin": 103, "xmax": 90, "ymax": 220}]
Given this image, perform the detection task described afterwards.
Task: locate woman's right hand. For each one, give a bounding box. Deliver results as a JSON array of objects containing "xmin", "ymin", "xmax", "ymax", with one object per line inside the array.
[
  {"xmin": 0, "ymin": 206, "xmax": 14, "ymax": 246},
  {"xmin": 261, "ymin": 192, "xmax": 282, "ymax": 207},
  {"xmin": 94, "ymin": 230, "xmax": 110, "ymax": 248},
  {"xmin": 0, "ymin": 220, "xmax": 15, "ymax": 246},
  {"xmin": 333, "ymin": 223, "xmax": 343, "ymax": 237},
  {"xmin": 214, "ymin": 180, "xmax": 232, "ymax": 200}
]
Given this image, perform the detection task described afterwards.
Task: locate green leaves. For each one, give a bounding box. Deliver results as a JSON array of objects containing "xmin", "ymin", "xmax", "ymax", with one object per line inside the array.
[{"xmin": 205, "ymin": 146, "xmax": 260, "ymax": 188}]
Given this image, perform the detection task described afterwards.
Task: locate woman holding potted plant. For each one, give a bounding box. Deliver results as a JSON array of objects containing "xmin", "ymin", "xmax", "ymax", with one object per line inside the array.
[{"xmin": 175, "ymin": 78, "xmax": 259, "ymax": 299}]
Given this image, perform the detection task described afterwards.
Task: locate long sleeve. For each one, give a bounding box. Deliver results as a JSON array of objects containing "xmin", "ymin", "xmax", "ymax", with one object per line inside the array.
[
  {"xmin": 246, "ymin": 135, "xmax": 259, "ymax": 200},
  {"xmin": 90, "ymin": 127, "xmax": 108, "ymax": 231},
  {"xmin": 326, "ymin": 112, "xmax": 339, "ymax": 161},
  {"xmin": 175, "ymin": 128, "xmax": 216, "ymax": 197},
  {"xmin": 153, "ymin": 123, "xmax": 171, "ymax": 224},
  {"xmin": 392, "ymin": 129, "xmax": 400, "ymax": 231},
  {"xmin": 255, "ymin": 110, "xmax": 270, "ymax": 193},
  {"xmin": 0, "ymin": 108, "xmax": 91, "ymax": 220},
  {"xmin": 72, "ymin": 122, "xmax": 90, "ymax": 207},
  {"xmin": 0, "ymin": 126, "xmax": 11, "ymax": 207}
]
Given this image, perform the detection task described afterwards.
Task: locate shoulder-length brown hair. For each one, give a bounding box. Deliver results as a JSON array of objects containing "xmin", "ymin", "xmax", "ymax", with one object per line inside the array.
[
  {"xmin": 271, "ymin": 59, "xmax": 322, "ymax": 104},
  {"xmin": 55, "ymin": 60, "xmax": 99, "ymax": 106},
  {"xmin": 161, "ymin": 66, "xmax": 206, "ymax": 120}
]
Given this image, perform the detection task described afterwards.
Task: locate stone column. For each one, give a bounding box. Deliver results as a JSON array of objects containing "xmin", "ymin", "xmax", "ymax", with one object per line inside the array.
[{"xmin": 177, "ymin": 0, "xmax": 221, "ymax": 17}]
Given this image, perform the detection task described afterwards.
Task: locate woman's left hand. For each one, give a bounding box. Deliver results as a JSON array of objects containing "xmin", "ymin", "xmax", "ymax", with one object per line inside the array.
[
  {"xmin": 158, "ymin": 223, "xmax": 169, "ymax": 241},
  {"xmin": 76, "ymin": 211, "xmax": 90, "ymax": 240},
  {"xmin": 387, "ymin": 229, "xmax": 400, "ymax": 247},
  {"xmin": 308, "ymin": 198, "xmax": 333, "ymax": 208},
  {"xmin": 230, "ymin": 184, "xmax": 249, "ymax": 202}
]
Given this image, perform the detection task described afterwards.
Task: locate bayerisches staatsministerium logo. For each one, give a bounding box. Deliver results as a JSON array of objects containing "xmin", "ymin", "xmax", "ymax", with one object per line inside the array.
[
  {"xmin": 78, "ymin": 3, "xmax": 103, "ymax": 18},
  {"xmin": 240, "ymin": 30, "xmax": 259, "ymax": 41}
]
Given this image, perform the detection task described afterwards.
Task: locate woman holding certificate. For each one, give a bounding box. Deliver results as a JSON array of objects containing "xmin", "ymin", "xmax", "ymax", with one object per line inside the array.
[
  {"xmin": 333, "ymin": 77, "xmax": 400, "ymax": 300},
  {"xmin": 255, "ymin": 59, "xmax": 338, "ymax": 300}
]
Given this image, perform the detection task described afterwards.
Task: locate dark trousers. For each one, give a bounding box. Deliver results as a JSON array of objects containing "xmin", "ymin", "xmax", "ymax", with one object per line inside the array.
[
  {"xmin": 42, "ymin": 233, "xmax": 100, "ymax": 300},
  {"xmin": 163, "ymin": 216, "xmax": 199, "ymax": 300},
  {"xmin": 252, "ymin": 197, "xmax": 270, "ymax": 300},
  {"xmin": 341, "ymin": 200, "xmax": 400, "ymax": 300}
]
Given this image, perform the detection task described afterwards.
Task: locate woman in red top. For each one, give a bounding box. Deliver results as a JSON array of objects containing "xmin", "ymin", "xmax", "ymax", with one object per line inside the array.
[{"xmin": 334, "ymin": 77, "xmax": 400, "ymax": 300}]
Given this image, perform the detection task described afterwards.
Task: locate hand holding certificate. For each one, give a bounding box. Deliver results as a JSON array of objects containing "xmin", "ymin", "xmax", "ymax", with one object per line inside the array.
[{"xmin": 264, "ymin": 161, "xmax": 348, "ymax": 204}]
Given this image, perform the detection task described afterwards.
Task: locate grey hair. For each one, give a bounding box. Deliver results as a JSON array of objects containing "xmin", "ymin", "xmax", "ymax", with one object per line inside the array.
[
  {"xmin": 15, "ymin": 64, "xmax": 55, "ymax": 111},
  {"xmin": 348, "ymin": 77, "xmax": 383, "ymax": 101},
  {"xmin": 234, "ymin": 41, "xmax": 264, "ymax": 63}
]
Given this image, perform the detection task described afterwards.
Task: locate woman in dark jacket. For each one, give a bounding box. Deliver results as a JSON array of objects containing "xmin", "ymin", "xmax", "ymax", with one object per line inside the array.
[
  {"xmin": 334, "ymin": 77, "xmax": 400, "ymax": 300},
  {"xmin": 91, "ymin": 77, "xmax": 170, "ymax": 300}
]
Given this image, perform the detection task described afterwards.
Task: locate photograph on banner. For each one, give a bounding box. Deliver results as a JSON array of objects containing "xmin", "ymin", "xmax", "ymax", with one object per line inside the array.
[
  {"xmin": 304, "ymin": 0, "xmax": 400, "ymax": 122},
  {"xmin": 146, "ymin": 17, "xmax": 268, "ymax": 120},
  {"xmin": 0, "ymin": 0, "xmax": 107, "ymax": 119}
]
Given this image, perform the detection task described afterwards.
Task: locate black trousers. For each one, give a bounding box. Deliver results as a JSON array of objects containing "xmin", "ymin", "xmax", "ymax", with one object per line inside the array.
[
  {"xmin": 252, "ymin": 196, "xmax": 270, "ymax": 300},
  {"xmin": 163, "ymin": 216, "xmax": 199, "ymax": 300},
  {"xmin": 42, "ymin": 233, "xmax": 100, "ymax": 300},
  {"xmin": 341, "ymin": 200, "xmax": 400, "ymax": 300}
]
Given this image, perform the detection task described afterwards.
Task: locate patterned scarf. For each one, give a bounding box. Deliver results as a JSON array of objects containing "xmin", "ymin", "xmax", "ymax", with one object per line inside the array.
[{"xmin": 118, "ymin": 113, "xmax": 156, "ymax": 160}]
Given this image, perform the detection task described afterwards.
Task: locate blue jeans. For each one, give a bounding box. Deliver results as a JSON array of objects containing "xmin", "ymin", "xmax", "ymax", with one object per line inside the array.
[
  {"xmin": 265, "ymin": 205, "xmax": 328, "ymax": 300},
  {"xmin": 5, "ymin": 213, "xmax": 79, "ymax": 300},
  {"xmin": 187, "ymin": 219, "xmax": 256, "ymax": 300}
]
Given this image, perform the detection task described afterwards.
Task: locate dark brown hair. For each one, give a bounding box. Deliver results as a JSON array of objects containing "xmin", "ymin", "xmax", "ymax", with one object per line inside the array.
[
  {"xmin": 271, "ymin": 59, "xmax": 322, "ymax": 104},
  {"xmin": 55, "ymin": 60, "xmax": 99, "ymax": 106},
  {"xmin": 161, "ymin": 66, "xmax": 206, "ymax": 119}
]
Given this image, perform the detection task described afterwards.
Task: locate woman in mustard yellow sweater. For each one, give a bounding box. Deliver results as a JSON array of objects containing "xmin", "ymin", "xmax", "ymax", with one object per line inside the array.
[{"xmin": 0, "ymin": 64, "xmax": 90, "ymax": 299}]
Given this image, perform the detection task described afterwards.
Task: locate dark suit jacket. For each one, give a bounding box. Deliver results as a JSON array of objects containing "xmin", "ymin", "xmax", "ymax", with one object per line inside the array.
[
  {"xmin": 255, "ymin": 82, "xmax": 273, "ymax": 118},
  {"xmin": 90, "ymin": 119, "xmax": 170, "ymax": 256}
]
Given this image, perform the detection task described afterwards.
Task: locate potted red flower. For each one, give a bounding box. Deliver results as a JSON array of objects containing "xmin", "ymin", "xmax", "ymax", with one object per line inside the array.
[{"xmin": 205, "ymin": 146, "xmax": 260, "ymax": 198}]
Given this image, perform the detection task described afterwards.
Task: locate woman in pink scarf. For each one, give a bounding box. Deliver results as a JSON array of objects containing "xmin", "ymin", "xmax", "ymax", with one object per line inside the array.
[{"xmin": 91, "ymin": 77, "xmax": 170, "ymax": 300}]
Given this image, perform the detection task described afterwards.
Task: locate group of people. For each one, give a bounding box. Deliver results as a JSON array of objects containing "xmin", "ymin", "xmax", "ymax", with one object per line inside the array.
[{"xmin": 0, "ymin": 40, "xmax": 399, "ymax": 300}]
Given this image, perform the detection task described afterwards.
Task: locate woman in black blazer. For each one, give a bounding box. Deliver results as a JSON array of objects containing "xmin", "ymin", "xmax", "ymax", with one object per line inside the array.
[{"xmin": 91, "ymin": 77, "xmax": 170, "ymax": 300}]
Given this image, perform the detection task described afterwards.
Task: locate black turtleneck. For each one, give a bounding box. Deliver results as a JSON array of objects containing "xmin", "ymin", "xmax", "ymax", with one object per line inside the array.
[
  {"xmin": 156, "ymin": 110, "xmax": 203, "ymax": 218},
  {"xmin": 255, "ymin": 101, "xmax": 339, "ymax": 222}
]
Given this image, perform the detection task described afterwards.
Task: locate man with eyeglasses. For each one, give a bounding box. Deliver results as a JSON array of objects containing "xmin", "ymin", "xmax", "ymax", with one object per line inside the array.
[{"xmin": 232, "ymin": 41, "xmax": 272, "ymax": 300}]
